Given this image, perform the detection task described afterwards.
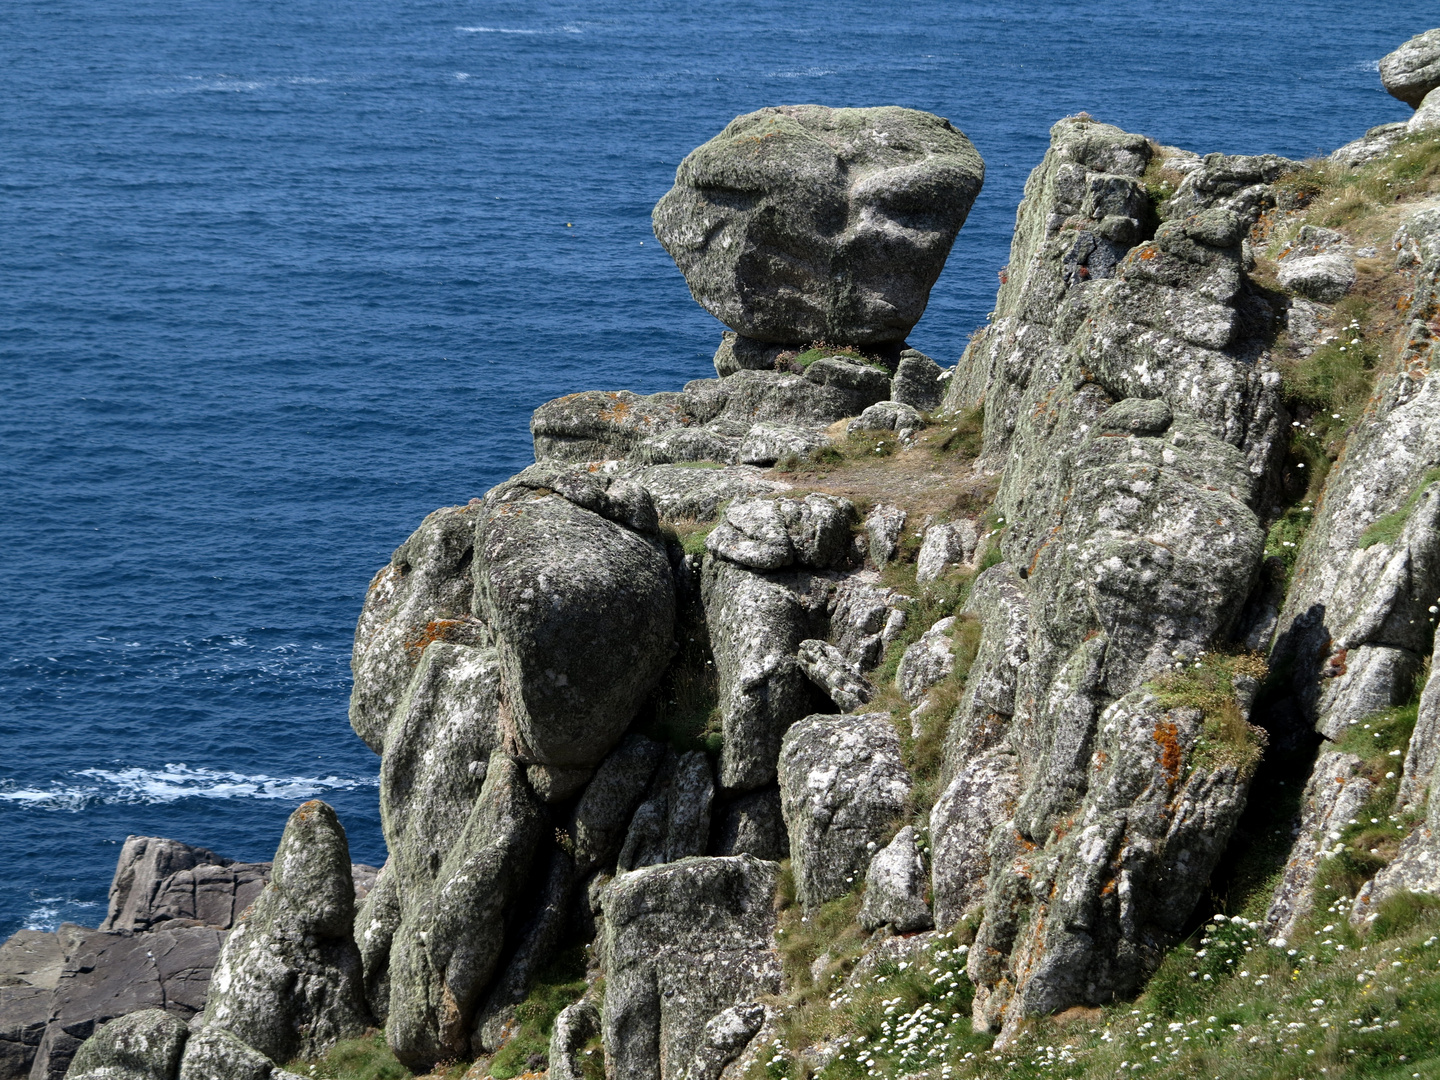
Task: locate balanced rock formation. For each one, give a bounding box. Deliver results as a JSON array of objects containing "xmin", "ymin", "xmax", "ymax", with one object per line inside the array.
[
  {"xmin": 1380, "ymin": 28, "xmax": 1440, "ymax": 108},
  {"xmin": 653, "ymin": 105, "xmax": 984, "ymax": 346}
]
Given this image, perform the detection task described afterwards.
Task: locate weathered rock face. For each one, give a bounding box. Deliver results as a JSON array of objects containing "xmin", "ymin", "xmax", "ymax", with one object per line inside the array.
[
  {"xmin": 777, "ymin": 713, "xmax": 911, "ymax": 910},
  {"xmin": 858, "ymin": 826, "xmax": 932, "ymax": 933},
  {"xmin": 935, "ymin": 117, "xmax": 1282, "ymax": 1036},
  {"xmin": 600, "ymin": 857, "xmax": 780, "ymax": 1080},
  {"xmin": 616, "ymin": 751, "xmax": 715, "ymax": 872},
  {"xmin": 701, "ymin": 557, "xmax": 827, "ymax": 792},
  {"xmin": 530, "ymin": 368, "xmax": 887, "ymax": 467},
  {"xmin": 64, "ymin": 1010, "xmax": 188, "ymax": 1080},
  {"xmin": 704, "ymin": 495, "xmax": 858, "ymax": 573},
  {"xmin": 349, "ymin": 503, "xmax": 487, "ymax": 754},
  {"xmin": 27, "ymin": 925, "xmax": 223, "ymax": 1080},
  {"xmin": 99, "ymin": 836, "xmax": 338, "ymax": 939},
  {"xmin": 653, "ymin": 105, "xmax": 984, "ymax": 347},
  {"xmin": 385, "ymin": 757, "xmax": 541, "ymax": 1067},
  {"xmin": 890, "ymin": 349, "xmax": 946, "ymax": 412},
  {"xmin": 1270, "ymin": 207, "xmax": 1440, "ymax": 743},
  {"xmin": 1380, "ymin": 28, "xmax": 1440, "ymax": 108},
  {"xmin": 896, "ymin": 617, "xmax": 956, "ymax": 705},
  {"xmin": 200, "ymin": 801, "xmax": 370, "ymax": 1066},
  {"xmin": 476, "ymin": 487, "xmax": 675, "ymax": 768}
]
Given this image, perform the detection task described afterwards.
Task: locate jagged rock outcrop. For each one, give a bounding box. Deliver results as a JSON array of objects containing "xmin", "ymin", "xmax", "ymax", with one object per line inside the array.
[
  {"xmin": 617, "ymin": 751, "xmax": 715, "ymax": 872},
  {"xmin": 935, "ymin": 116, "xmax": 1283, "ymax": 1037},
  {"xmin": 600, "ymin": 857, "xmax": 780, "ymax": 1080},
  {"xmin": 796, "ymin": 639, "xmax": 872, "ymax": 712},
  {"xmin": 777, "ymin": 713, "xmax": 911, "ymax": 909},
  {"xmin": 1381, "ymin": 28, "xmax": 1440, "ymax": 108},
  {"xmin": 652, "ymin": 105, "xmax": 984, "ymax": 346},
  {"xmin": 99, "ymin": 838, "xmax": 269, "ymax": 934},
  {"xmin": 199, "ymin": 801, "xmax": 369, "ymax": 1066}
]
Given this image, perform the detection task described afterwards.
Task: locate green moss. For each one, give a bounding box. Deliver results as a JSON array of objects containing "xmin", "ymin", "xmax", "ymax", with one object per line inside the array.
[
  {"xmin": 1359, "ymin": 467, "xmax": 1440, "ymax": 549},
  {"xmin": 487, "ymin": 946, "xmax": 590, "ymax": 1080},
  {"xmin": 783, "ymin": 343, "xmax": 890, "ymax": 373},
  {"xmin": 1148, "ymin": 652, "xmax": 1270, "ymax": 780}
]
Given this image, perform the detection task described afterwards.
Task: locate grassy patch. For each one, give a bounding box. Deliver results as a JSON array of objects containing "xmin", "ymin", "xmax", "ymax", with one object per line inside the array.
[
  {"xmin": 1359, "ymin": 467, "xmax": 1440, "ymax": 549},
  {"xmin": 290, "ymin": 1033, "xmax": 412, "ymax": 1080},
  {"xmin": 777, "ymin": 342, "xmax": 891, "ymax": 374},
  {"xmin": 662, "ymin": 515, "xmax": 723, "ymax": 556},
  {"xmin": 642, "ymin": 620, "xmax": 722, "ymax": 755},
  {"xmin": 1148, "ymin": 652, "xmax": 1270, "ymax": 780},
  {"xmin": 931, "ymin": 405, "xmax": 985, "ymax": 461},
  {"xmin": 486, "ymin": 946, "xmax": 591, "ymax": 1080}
]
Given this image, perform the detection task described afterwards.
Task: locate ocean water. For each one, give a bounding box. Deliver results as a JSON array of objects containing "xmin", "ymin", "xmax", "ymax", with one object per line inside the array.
[{"xmin": 0, "ymin": 0, "xmax": 1431, "ymax": 937}]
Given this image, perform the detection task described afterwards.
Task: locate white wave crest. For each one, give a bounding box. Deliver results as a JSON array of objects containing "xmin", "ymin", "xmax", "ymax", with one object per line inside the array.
[
  {"xmin": 456, "ymin": 25, "xmax": 582, "ymax": 34},
  {"xmin": 0, "ymin": 764, "xmax": 377, "ymax": 811}
]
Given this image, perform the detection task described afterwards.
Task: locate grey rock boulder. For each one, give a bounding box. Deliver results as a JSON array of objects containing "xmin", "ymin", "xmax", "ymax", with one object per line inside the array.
[
  {"xmin": 830, "ymin": 576, "xmax": 909, "ymax": 671},
  {"xmin": 847, "ymin": 401, "xmax": 923, "ymax": 437},
  {"xmin": 1330, "ymin": 122, "xmax": 1409, "ymax": 168},
  {"xmin": 795, "ymin": 639, "xmax": 872, "ymax": 712},
  {"xmin": 653, "ymin": 105, "xmax": 984, "ymax": 347},
  {"xmin": 1412, "ymin": 86, "xmax": 1440, "ymax": 133},
  {"xmin": 915, "ymin": 520, "xmax": 977, "ymax": 584},
  {"xmin": 737, "ymin": 423, "xmax": 827, "ymax": 467},
  {"xmin": 680, "ymin": 1002, "xmax": 766, "ymax": 1080},
  {"xmin": 778, "ymin": 713, "xmax": 911, "ymax": 909},
  {"xmin": 64, "ymin": 1010, "xmax": 188, "ymax": 1080},
  {"xmin": 354, "ymin": 863, "xmax": 400, "ymax": 1024},
  {"xmin": 858, "ymin": 826, "xmax": 932, "ymax": 933},
  {"xmin": 1277, "ymin": 252, "xmax": 1355, "ymax": 303},
  {"xmin": 200, "ymin": 801, "xmax": 370, "ymax": 1065},
  {"xmin": 895, "ymin": 616, "xmax": 956, "ymax": 704},
  {"xmin": 548, "ymin": 998, "xmax": 600, "ymax": 1080},
  {"xmin": 705, "ymin": 495, "xmax": 857, "ymax": 572},
  {"xmin": 600, "ymin": 857, "xmax": 780, "ymax": 1080},
  {"xmin": 929, "ymin": 749, "xmax": 1021, "ymax": 927},
  {"xmin": 863, "ymin": 504, "xmax": 906, "ymax": 567},
  {"xmin": 476, "ymin": 490, "xmax": 675, "ymax": 768},
  {"xmin": 620, "ymin": 464, "xmax": 790, "ymax": 522},
  {"xmin": 890, "ymin": 349, "xmax": 946, "ymax": 412},
  {"xmin": 177, "ymin": 1027, "xmax": 300, "ymax": 1080},
  {"xmin": 1380, "ymin": 28, "xmax": 1440, "ymax": 108}
]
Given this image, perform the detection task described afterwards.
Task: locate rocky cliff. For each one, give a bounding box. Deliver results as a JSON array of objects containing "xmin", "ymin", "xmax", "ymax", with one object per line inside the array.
[{"xmin": 10, "ymin": 38, "xmax": 1440, "ymax": 1080}]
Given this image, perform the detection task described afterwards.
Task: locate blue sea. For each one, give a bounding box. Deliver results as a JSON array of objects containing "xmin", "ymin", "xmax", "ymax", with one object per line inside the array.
[{"xmin": 0, "ymin": 0, "xmax": 1430, "ymax": 936}]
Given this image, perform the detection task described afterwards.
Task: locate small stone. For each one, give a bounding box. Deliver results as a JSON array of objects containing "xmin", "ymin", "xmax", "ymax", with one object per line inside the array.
[
  {"xmin": 915, "ymin": 520, "xmax": 978, "ymax": 584},
  {"xmin": 859, "ymin": 826, "xmax": 933, "ymax": 933}
]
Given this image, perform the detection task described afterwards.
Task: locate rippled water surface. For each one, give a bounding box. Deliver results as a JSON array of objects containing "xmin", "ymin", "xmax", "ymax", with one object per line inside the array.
[{"xmin": 0, "ymin": 0, "xmax": 1432, "ymax": 934}]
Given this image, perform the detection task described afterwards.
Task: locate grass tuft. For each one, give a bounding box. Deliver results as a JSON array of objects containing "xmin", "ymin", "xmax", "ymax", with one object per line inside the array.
[{"xmin": 1148, "ymin": 652, "xmax": 1270, "ymax": 780}]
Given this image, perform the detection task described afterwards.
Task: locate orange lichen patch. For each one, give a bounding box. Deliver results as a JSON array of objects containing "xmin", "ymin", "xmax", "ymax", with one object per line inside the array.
[
  {"xmin": 1098, "ymin": 876, "xmax": 1117, "ymax": 897},
  {"xmin": 1323, "ymin": 646, "xmax": 1349, "ymax": 678},
  {"xmin": 598, "ymin": 392, "xmax": 633, "ymax": 423},
  {"xmin": 1092, "ymin": 749, "xmax": 1109, "ymax": 771},
  {"xmin": 1152, "ymin": 720, "xmax": 1183, "ymax": 779},
  {"xmin": 1138, "ymin": 246, "xmax": 1159, "ymax": 260},
  {"xmin": 406, "ymin": 619, "xmax": 467, "ymax": 657},
  {"xmin": 295, "ymin": 799, "xmax": 323, "ymax": 820}
]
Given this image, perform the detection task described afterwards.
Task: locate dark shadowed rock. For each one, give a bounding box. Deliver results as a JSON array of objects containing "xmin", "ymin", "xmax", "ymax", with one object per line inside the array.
[
  {"xmin": 601, "ymin": 857, "xmax": 780, "ymax": 1080},
  {"xmin": 476, "ymin": 490, "xmax": 675, "ymax": 768},
  {"xmin": 64, "ymin": 1010, "xmax": 188, "ymax": 1080},
  {"xmin": 571, "ymin": 735, "xmax": 667, "ymax": 876},
  {"xmin": 200, "ymin": 801, "xmax": 369, "ymax": 1066},
  {"xmin": 714, "ymin": 788, "xmax": 789, "ymax": 861},
  {"xmin": 177, "ymin": 1027, "xmax": 301, "ymax": 1080},
  {"xmin": 712, "ymin": 332, "xmax": 787, "ymax": 377},
  {"xmin": 617, "ymin": 751, "xmax": 715, "ymax": 872},
  {"xmin": 653, "ymin": 105, "xmax": 984, "ymax": 346},
  {"xmin": 354, "ymin": 862, "xmax": 400, "ymax": 1024},
  {"xmin": 1380, "ymin": 28, "xmax": 1440, "ymax": 108},
  {"xmin": 778, "ymin": 713, "xmax": 911, "ymax": 910}
]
